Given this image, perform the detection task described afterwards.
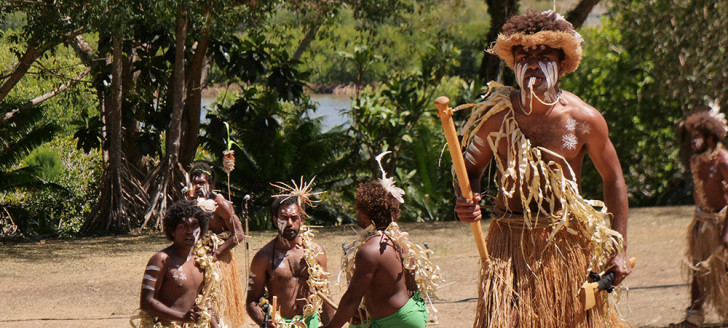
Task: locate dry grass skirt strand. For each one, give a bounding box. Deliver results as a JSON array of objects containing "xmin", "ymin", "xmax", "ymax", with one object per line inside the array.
[
  {"xmin": 686, "ymin": 212, "xmax": 728, "ymax": 321},
  {"xmin": 474, "ymin": 219, "xmax": 627, "ymax": 328},
  {"xmin": 215, "ymin": 250, "xmax": 248, "ymax": 328}
]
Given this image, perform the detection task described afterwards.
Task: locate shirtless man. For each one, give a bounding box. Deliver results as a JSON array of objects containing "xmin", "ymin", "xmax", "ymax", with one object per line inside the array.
[
  {"xmin": 139, "ymin": 200, "xmax": 216, "ymax": 327},
  {"xmin": 246, "ymin": 195, "xmax": 335, "ymax": 327},
  {"xmin": 670, "ymin": 107, "xmax": 728, "ymax": 328},
  {"xmin": 189, "ymin": 162, "xmax": 246, "ymax": 327},
  {"xmin": 454, "ymin": 10, "xmax": 630, "ymax": 327},
  {"xmin": 324, "ymin": 179, "xmax": 435, "ymax": 328}
]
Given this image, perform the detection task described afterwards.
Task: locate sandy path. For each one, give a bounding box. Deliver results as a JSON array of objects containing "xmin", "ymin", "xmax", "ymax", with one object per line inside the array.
[{"xmin": 1, "ymin": 205, "xmax": 724, "ymax": 327}]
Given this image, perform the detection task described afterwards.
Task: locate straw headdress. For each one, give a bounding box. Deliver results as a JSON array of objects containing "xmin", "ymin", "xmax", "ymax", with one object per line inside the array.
[{"xmin": 489, "ymin": 10, "xmax": 584, "ymax": 75}]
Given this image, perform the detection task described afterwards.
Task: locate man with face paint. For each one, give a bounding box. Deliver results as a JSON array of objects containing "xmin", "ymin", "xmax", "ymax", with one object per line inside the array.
[
  {"xmin": 137, "ymin": 200, "xmax": 216, "ymax": 327},
  {"xmin": 453, "ymin": 10, "xmax": 630, "ymax": 327},
  {"xmin": 188, "ymin": 162, "xmax": 247, "ymax": 327},
  {"xmin": 246, "ymin": 194, "xmax": 335, "ymax": 327},
  {"xmin": 670, "ymin": 106, "xmax": 728, "ymax": 328}
]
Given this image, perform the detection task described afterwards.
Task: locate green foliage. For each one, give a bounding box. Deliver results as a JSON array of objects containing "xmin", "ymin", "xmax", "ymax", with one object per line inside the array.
[
  {"xmin": 2, "ymin": 137, "xmax": 102, "ymax": 237},
  {"xmin": 561, "ymin": 19, "xmax": 686, "ymax": 206},
  {"xmin": 24, "ymin": 146, "xmax": 62, "ymax": 181}
]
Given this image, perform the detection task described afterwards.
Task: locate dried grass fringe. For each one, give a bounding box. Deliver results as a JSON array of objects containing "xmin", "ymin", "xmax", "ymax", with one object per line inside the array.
[
  {"xmin": 474, "ymin": 219, "xmax": 628, "ymax": 328},
  {"xmin": 213, "ymin": 245, "xmax": 247, "ymax": 327},
  {"xmin": 685, "ymin": 211, "xmax": 728, "ymax": 321}
]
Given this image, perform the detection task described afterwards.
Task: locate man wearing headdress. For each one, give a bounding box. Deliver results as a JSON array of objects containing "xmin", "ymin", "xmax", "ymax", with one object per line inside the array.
[
  {"xmin": 669, "ymin": 104, "xmax": 728, "ymax": 328},
  {"xmin": 453, "ymin": 10, "xmax": 631, "ymax": 327},
  {"xmin": 323, "ymin": 152, "xmax": 440, "ymax": 328},
  {"xmin": 246, "ymin": 178, "xmax": 335, "ymax": 327},
  {"xmin": 188, "ymin": 162, "xmax": 247, "ymax": 327}
]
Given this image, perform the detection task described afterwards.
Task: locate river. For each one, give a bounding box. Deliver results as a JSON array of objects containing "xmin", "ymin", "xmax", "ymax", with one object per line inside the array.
[{"xmin": 200, "ymin": 93, "xmax": 353, "ymax": 131}]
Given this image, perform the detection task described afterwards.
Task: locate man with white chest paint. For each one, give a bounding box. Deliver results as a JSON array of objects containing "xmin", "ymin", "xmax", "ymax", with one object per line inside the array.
[
  {"xmin": 453, "ymin": 9, "xmax": 631, "ymax": 327},
  {"xmin": 136, "ymin": 200, "xmax": 217, "ymax": 327},
  {"xmin": 246, "ymin": 178, "xmax": 335, "ymax": 327}
]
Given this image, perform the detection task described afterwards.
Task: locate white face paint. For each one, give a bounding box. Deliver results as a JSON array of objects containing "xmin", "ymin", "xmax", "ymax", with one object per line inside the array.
[
  {"xmin": 276, "ymin": 219, "xmax": 287, "ymax": 233},
  {"xmin": 562, "ymin": 134, "xmax": 578, "ymax": 150},
  {"xmin": 694, "ymin": 137, "xmax": 704, "ymax": 150},
  {"xmin": 192, "ymin": 227, "xmax": 201, "ymax": 243}
]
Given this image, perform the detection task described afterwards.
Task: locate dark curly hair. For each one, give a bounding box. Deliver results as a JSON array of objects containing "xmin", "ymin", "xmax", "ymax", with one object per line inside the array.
[
  {"xmin": 502, "ymin": 9, "xmax": 575, "ymax": 36},
  {"xmin": 163, "ymin": 200, "xmax": 211, "ymax": 241},
  {"xmin": 355, "ymin": 181, "xmax": 400, "ymax": 229},
  {"xmin": 685, "ymin": 110, "xmax": 728, "ymax": 141},
  {"xmin": 190, "ymin": 162, "xmax": 215, "ymax": 188},
  {"xmin": 271, "ymin": 196, "xmax": 305, "ymax": 217}
]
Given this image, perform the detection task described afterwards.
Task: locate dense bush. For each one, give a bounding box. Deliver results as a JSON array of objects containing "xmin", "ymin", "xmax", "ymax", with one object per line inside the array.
[
  {"xmin": 2, "ymin": 137, "xmax": 102, "ymax": 237},
  {"xmin": 560, "ymin": 19, "xmax": 687, "ymax": 206}
]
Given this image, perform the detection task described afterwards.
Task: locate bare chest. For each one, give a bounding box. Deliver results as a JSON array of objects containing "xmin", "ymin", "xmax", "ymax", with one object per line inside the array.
[
  {"xmin": 508, "ymin": 112, "xmax": 589, "ymax": 162},
  {"xmin": 269, "ymin": 248, "xmax": 308, "ymax": 285},
  {"xmin": 161, "ymin": 259, "xmax": 204, "ymax": 295}
]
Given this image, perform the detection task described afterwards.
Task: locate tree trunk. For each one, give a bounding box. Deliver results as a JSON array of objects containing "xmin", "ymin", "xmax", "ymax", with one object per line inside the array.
[
  {"xmin": 180, "ymin": 31, "xmax": 211, "ymax": 167},
  {"xmin": 478, "ymin": 0, "xmax": 519, "ymax": 82},
  {"xmin": 292, "ymin": 22, "xmax": 322, "ymax": 62},
  {"xmin": 0, "ymin": 44, "xmax": 41, "ymax": 102},
  {"xmin": 565, "ymin": 0, "xmax": 600, "ymax": 30},
  {"xmin": 143, "ymin": 8, "xmax": 189, "ymax": 230},
  {"xmin": 81, "ymin": 37, "xmax": 148, "ymax": 235}
]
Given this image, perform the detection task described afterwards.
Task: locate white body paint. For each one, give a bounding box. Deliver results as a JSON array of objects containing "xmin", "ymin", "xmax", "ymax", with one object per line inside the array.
[
  {"xmin": 565, "ymin": 119, "xmax": 577, "ymax": 132},
  {"xmin": 142, "ymin": 284, "xmax": 155, "ymax": 291},
  {"xmin": 143, "ymin": 274, "xmax": 157, "ymax": 281},
  {"xmin": 694, "ymin": 137, "xmax": 704, "ymax": 150},
  {"xmin": 562, "ymin": 134, "xmax": 578, "ymax": 150},
  {"xmin": 146, "ymin": 265, "xmax": 161, "ymax": 271}
]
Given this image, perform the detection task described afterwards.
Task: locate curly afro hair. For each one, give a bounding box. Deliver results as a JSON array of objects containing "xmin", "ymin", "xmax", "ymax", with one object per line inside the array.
[
  {"xmin": 163, "ymin": 199, "xmax": 211, "ymax": 241},
  {"xmin": 190, "ymin": 162, "xmax": 216, "ymax": 187},
  {"xmin": 355, "ymin": 181, "xmax": 400, "ymax": 229},
  {"xmin": 501, "ymin": 9, "xmax": 575, "ymax": 36},
  {"xmin": 686, "ymin": 110, "xmax": 728, "ymax": 141}
]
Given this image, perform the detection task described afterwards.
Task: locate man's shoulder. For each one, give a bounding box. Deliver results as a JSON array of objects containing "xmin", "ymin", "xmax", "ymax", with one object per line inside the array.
[
  {"xmin": 147, "ymin": 248, "xmax": 172, "ymax": 267},
  {"xmin": 252, "ymin": 239, "xmax": 276, "ymax": 258}
]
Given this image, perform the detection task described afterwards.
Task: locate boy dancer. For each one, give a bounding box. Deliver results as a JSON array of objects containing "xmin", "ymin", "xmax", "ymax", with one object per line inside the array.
[{"xmin": 325, "ymin": 152, "xmax": 441, "ymax": 328}]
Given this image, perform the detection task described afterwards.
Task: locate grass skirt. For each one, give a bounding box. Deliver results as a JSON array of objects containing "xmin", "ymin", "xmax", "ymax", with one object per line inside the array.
[
  {"xmin": 474, "ymin": 218, "xmax": 627, "ymax": 328},
  {"xmin": 686, "ymin": 209, "xmax": 728, "ymax": 321},
  {"xmin": 214, "ymin": 249, "xmax": 247, "ymax": 328}
]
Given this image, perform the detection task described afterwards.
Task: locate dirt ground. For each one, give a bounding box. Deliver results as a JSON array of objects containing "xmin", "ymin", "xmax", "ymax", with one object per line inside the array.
[{"xmin": 1, "ymin": 205, "xmax": 727, "ymax": 327}]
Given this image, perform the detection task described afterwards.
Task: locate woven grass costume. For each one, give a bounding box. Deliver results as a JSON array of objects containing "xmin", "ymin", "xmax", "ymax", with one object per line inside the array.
[
  {"xmin": 674, "ymin": 107, "xmax": 728, "ymax": 327},
  {"xmin": 458, "ymin": 10, "xmax": 628, "ymax": 328}
]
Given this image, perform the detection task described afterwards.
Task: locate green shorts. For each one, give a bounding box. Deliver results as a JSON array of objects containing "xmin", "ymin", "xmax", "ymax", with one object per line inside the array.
[
  {"xmin": 352, "ymin": 292, "xmax": 428, "ymax": 328},
  {"xmin": 279, "ymin": 311, "xmax": 320, "ymax": 327}
]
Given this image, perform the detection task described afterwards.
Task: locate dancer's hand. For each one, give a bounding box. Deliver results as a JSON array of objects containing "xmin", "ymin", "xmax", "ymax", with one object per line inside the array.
[
  {"xmin": 182, "ymin": 305, "xmax": 203, "ymax": 323},
  {"xmin": 455, "ymin": 194, "xmax": 482, "ymax": 223},
  {"xmin": 608, "ymin": 251, "xmax": 632, "ymax": 286}
]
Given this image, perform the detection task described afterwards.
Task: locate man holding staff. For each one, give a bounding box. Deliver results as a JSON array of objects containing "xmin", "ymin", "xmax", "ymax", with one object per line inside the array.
[
  {"xmin": 447, "ymin": 10, "xmax": 631, "ymax": 327},
  {"xmin": 670, "ymin": 105, "xmax": 728, "ymax": 328}
]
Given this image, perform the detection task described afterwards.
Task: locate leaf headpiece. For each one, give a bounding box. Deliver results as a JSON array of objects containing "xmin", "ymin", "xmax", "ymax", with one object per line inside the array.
[{"xmin": 270, "ymin": 176, "xmax": 325, "ymax": 212}]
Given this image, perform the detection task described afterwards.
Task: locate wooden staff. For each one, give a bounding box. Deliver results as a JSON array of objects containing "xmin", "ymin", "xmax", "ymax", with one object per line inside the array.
[{"xmin": 434, "ymin": 96, "xmax": 489, "ymax": 261}]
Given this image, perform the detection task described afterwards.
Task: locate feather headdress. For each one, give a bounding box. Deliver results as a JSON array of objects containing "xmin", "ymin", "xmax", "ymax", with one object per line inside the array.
[
  {"xmin": 708, "ymin": 99, "xmax": 728, "ymax": 135},
  {"xmin": 375, "ymin": 151, "xmax": 405, "ymax": 203},
  {"xmin": 270, "ymin": 176, "xmax": 325, "ymax": 211}
]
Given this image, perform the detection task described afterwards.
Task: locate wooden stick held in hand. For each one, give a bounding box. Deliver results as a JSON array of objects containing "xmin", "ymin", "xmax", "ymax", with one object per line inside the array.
[{"xmin": 435, "ymin": 96, "xmax": 489, "ymax": 262}]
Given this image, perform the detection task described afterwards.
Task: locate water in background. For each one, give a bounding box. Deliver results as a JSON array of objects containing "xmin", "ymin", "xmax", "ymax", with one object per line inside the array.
[{"xmin": 200, "ymin": 93, "xmax": 353, "ymax": 131}]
